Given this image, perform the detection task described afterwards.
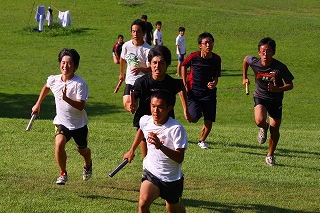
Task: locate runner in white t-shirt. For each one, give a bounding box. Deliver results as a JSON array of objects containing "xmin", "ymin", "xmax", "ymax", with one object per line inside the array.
[
  {"xmin": 31, "ymin": 48, "xmax": 92, "ymax": 185},
  {"xmin": 119, "ymin": 19, "xmax": 152, "ymax": 112},
  {"xmin": 123, "ymin": 89, "xmax": 187, "ymax": 213},
  {"xmin": 153, "ymin": 21, "xmax": 163, "ymax": 46}
]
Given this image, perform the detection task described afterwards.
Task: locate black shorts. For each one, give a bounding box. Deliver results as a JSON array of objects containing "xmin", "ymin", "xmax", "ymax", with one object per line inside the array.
[
  {"xmin": 123, "ymin": 84, "xmax": 133, "ymax": 96},
  {"xmin": 254, "ymin": 97, "xmax": 282, "ymax": 120},
  {"xmin": 188, "ymin": 98, "xmax": 217, "ymax": 122},
  {"xmin": 55, "ymin": 125, "xmax": 88, "ymax": 148},
  {"xmin": 142, "ymin": 169, "xmax": 184, "ymax": 204}
]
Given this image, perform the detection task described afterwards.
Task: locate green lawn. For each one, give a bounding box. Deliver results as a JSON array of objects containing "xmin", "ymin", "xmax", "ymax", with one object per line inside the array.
[{"xmin": 0, "ymin": 0, "xmax": 319, "ymax": 212}]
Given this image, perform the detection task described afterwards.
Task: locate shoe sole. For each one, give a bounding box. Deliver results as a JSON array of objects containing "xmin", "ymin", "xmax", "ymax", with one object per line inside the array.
[
  {"xmin": 198, "ymin": 142, "xmax": 209, "ymax": 149},
  {"xmin": 258, "ymin": 138, "xmax": 266, "ymax": 144},
  {"xmin": 83, "ymin": 175, "xmax": 91, "ymax": 181},
  {"xmin": 198, "ymin": 145, "xmax": 208, "ymax": 149},
  {"xmin": 258, "ymin": 130, "xmax": 267, "ymax": 144},
  {"xmin": 56, "ymin": 182, "xmax": 66, "ymax": 185}
]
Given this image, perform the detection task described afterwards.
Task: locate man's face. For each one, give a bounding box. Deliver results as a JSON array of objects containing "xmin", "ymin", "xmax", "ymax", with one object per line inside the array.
[
  {"xmin": 60, "ymin": 56, "xmax": 76, "ymax": 75},
  {"xmin": 199, "ymin": 37, "xmax": 213, "ymax": 53},
  {"xmin": 118, "ymin": 37, "xmax": 124, "ymax": 44},
  {"xmin": 258, "ymin": 44, "xmax": 274, "ymax": 65},
  {"xmin": 151, "ymin": 56, "xmax": 167, "ymax": 80},
  {"xmin": 131, "ymin": 25, "xmax": 144, "ymax": 42},
  {"xmin": 150, "ymin": 97, "xmax": 171, "ymax": 125}
]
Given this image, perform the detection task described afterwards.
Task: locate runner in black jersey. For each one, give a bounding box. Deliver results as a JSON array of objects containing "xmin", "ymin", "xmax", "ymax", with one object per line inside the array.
[
  {"xmin": 181, "ymin": 32, "xmax": 221, "ymax": 149},
  {"xmin": 243, "ymin": 37, "xmax": 294, "ymax": 166},
  {"xmin": 131, "ymin": 45, "xmax": 191, "ymax": 157}
]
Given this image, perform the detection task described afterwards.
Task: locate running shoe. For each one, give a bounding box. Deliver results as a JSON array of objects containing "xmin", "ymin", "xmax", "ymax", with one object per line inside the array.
[
  {"xmin": 83, "ymin": 164, "xmax": 92, "ymax": 181},
  {"xmin": 198, "ymin": 141, "xmax": 208, "ymax": 149},
  {"xmin": 56, "ymin": 172, "xmax": 68, "ymax": 185},
  {"xmin": 258, "ymin": 127, "xmax": 267, "ymax": 144},
  {"xmin": 265, "ymin": 156, "xmax": 276, "ymax": 166}
]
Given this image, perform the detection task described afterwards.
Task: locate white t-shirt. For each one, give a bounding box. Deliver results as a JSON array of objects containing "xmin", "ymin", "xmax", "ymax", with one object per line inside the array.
[
  {"xmin": 176, "ymin": 34, "xmax": 186, "ymax": 55},
  {"xmin": 140, "ymin": 115, "xmax": 188, "ymax": 182},
  {"xmin": 153, "ymin": 30, "xmax": 163, "ymax": 46},
  {"xmin": 46, "ymin": 74, "xmax": 88, "ymax": 130},
  {"xmin": 120, "ymin": 40, "xmax": 151, "ymax": 85}
]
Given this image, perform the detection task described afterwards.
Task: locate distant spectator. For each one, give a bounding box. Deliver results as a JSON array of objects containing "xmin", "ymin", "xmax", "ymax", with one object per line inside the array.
[
  {"xmin": 153, "ymin": 21, "xmax": 163, "ymax": 46},
  {"xmin": 141, "ymin": 15, "xmax": 153, "ymax": 45},
  {"xmin": 176, "ymin": 27, "xmax": 186, "ymax": 76},
  {"xmin": 112, "ymin": 35, "xmax": 124, "ymax": 64}
]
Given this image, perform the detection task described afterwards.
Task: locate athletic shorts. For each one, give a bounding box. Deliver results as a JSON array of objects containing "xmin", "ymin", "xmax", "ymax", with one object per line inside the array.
[
  {"xmin": 254, "ymin": 97, "xmax": 282, "ymax": 120},
  {"xmin": 177, "ymin": 54, "xmax": 185, "ymax": 62},
  {"xmin": 55, "ymin": 125, "xmax": 88, "ymax": 148},
  {"xmin": 123, "ymin": 84, "xmax": 133, "ymax": 96},
  {"xmin": 142, "ymin": 169, "xmax": 184, "ymax": 204},
  {"xmin": 188, "ymin": 98, "xmax": 217, "ymax": 122}
]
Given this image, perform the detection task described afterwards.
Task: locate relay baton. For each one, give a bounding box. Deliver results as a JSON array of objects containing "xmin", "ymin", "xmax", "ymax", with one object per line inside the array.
[
  {"xmin": 130, "ymin": 89, "xmax": 135, "ymax": 104},
  {"xmin": 245, "ymin": 83, "xmax": 249, "ymax": 95},
  {"xmin": 109, "ymin": 158, "xmax": 129, "ymax": 178},
  {"xmin": 130, "ymin": 89, "xmax": 135, "ymax": 114},
  {"xmin": 114, "ymin": 79, "xmax": 123, "ymax": 93},
  {"xmin": 26, "ymin": 114, "xmax": 37, "ymax": 131}
]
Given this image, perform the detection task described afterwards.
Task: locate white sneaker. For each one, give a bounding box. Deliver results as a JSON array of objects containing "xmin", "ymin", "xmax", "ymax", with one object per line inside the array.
[
  {"xmin": 265, "ymin": 156, "xmax": 275, "ymax": 166},
  {"xmin": 56, "ymin": 172, "xmax": 68, "ymax": 185},
  {"xmin": 198, "ymin": 141, "xmax": 208, "ymax": 149},
  {"xmin": 258, "ymin": 127, "xmax": 267, "ymax": 144}
]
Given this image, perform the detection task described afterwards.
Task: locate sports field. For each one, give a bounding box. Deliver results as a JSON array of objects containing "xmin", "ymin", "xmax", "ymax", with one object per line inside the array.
[{"xmin": 0, "ymin": 0, "xmax": 319, "ymax": 212}]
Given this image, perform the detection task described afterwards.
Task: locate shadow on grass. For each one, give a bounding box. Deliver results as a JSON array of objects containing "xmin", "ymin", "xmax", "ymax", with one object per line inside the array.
[
  {"xmin": 166, "ymin": 69, "xmax": 242, "ymax": 77},
  {"xmin": 221, "ymin": 141, "xmax": 320, "ymax": 160},
  {"xmin": 79, "ymin": 194, "xmax": 314, "ymax": 213},
  {"xmin": 220, "ymin": 69, "xmax": 242, "ymax": 77},
  {"xmin": 0, "ymin": 93, "xmax": 122, "ymax": 119},
  {"xmin": 188, "ymin": 140, "xmax": 320, "ymax": 167},
  {"xmin": 80, "ymin": 195, "xmax": 137, "ymax": 203},
  {"xmin": 19, "ymin": 23, "xmax": 97, "ymax": 37},
  {"xmin": 183, "ymin": 198, "xmax": 315, "ymax": 213}
]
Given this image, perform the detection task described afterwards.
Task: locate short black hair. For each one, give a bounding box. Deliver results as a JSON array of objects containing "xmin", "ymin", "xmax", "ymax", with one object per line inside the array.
[
  {"xmin": 151, "ymin": 89, "xmax": 173, "ymax": 107},
  {"xmin": 141, "ymin": 14, "xmax": 147, "ymax": 20},
  {"xmin": 155, "ymin": 21, "xmax": 162, "ymax": 26},
  {"xmin": 179, "ymin": 27, "xmax": 185, "ymax": 32},
  {"xmin": 131, "ymin": 19, "xmax": 146, "ymax": 33},
  {"xmin": 118, "ymin": 34, "xmax": 123, "ymax": 39},
  {"xmin": 58, "ymin": 48, "xmax": 80, "ymax": 71},
  {"xmin": 258, "ymin": 37, "xmax": 276, "ymax": 53},
  {"xmin": 197, "ymin": 32, "xmax": 214, "ymax": 44},
  {"xmin": 148, "ymin": 45, "xmax": 171, "ymax": 66}
]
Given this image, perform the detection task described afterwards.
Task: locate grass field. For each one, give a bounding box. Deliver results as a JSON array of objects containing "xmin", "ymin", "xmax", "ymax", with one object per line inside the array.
[{"xmin": 0, "ymin": 0, "xmax": 319, "ymax": 212}]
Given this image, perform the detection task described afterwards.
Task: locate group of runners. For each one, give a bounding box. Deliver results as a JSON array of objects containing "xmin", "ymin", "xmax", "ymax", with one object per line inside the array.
[{"xmin": 30, "ymin": 16, "xmax": 294, "ymax": 213}]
